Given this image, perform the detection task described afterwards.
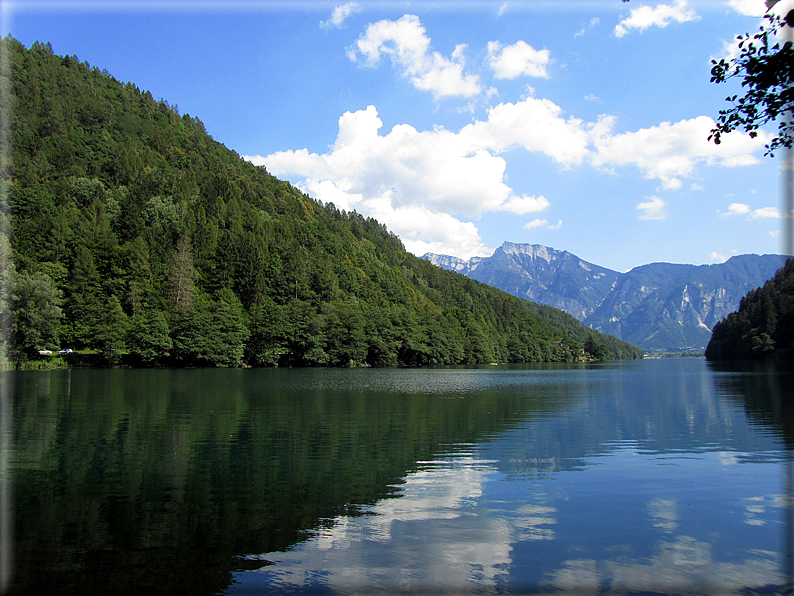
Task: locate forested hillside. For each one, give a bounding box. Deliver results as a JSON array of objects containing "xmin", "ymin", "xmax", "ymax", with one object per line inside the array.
[
  {"xmin": 705, "ymin": 259, "xmax": 794, "ymax": 360},
  {"xmin": 0, "ymin": 37, "xmax": 643, "ymax": 367}
]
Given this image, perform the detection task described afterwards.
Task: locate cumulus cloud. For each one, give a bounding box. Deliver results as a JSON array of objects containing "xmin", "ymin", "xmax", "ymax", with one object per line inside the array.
[
  {"xmin": 363, "ymin": 198, "xmax": 492, "ymax": 258},
  {"xmin": 499, "ymin": 194, "xmax": 551, "ymax": 214},
  {"xmin": 320, "ymin": 2, "xmax": 361, "ymax": 30},
  {"xmin": 750, "ymin": 206, "xmax": 784, "ymax": 219},
  {"xmin": 248, "ymin": 105, "xmax": 539, "ymax": 259},
  {"xmin": 614, "ymin": 0, "xmax": 700, "ymax": 37},
  {"xmin": 524, "ymin": 219, "xmax": 548, "ymax": 230},
  {"xmin": 524, "ymin": 218, "xmax": 562, "ymax": 231},
  {"xmin": 348, "ymin": 14, "xmax": 481, "ymax": 99},
  {"xmin": 251, "ymin": 97, "xmax": 590, "ymax": 250},
  {"xmin": 487, "ymin": 40, "xmax": 550, "ymax": 79},
  {"xmin": 591, "ymin": 115, "xmax": 770, "ymax": 189},
  {"xmin": 246, "ymin": 100, "xmax": 768, "ymax": 258},
  {"xmin": 461, "ymin": 97, "xmax": 592, "ymax": 166},
  {"xmin": 722, "ymin": 202, "xmax": 751, "ymax": 216},
  {"xmin": 636, "ymin": 196, "xmax": 666, "ymax": 220},
  {"xmin": 727, "ymin": 0, "xmax": 767, "ymax": 16}
]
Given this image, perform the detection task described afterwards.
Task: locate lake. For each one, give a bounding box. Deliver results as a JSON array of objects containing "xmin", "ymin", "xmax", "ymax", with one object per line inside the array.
[{"xmin": 2, "ymin": 358, "xmax": 793, "ymax": 595}]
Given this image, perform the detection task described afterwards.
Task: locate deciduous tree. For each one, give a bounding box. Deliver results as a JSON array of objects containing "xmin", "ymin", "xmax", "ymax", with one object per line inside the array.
[
  {"xmin": 12, "ymin": 270, "xmax": 63, "ymax": 360},
  {"xmin": 709, "ymin": 8, "xmax": 794, "ymax": 155}
]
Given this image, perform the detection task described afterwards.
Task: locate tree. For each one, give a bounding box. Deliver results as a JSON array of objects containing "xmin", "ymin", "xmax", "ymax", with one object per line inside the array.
[
  {"xmin": 708, "ymin": 8, "xmax": 794, "ymax": 155},
  {"xmin": 584, "ymin": 335, "xmax": 610, "ymax": 362},
  {"xmin": 322, "ymin": 299, "xmax": 367, "ymax": 366},
  {"xmin": 12, "ymin": 271, "xmax": 63, "ymax": 360},
  {"xmin": 0, "ymin": 233, "xmax": 14, "ymax": 363},
  {"xmin": 168, "ymin": 230, "xmax": 195, "ymax": 309},
  {"xmin": 247, "ymin": 297, "xmax": 288, "ymax": 366},
  {"xmin": 92, "ymin": 295, "xmax": 129, "ymax": 365},
  {"xmin": 128, "ymin": 308, "xmax": 172, "ymax": 364},
  {"xmin": 172, "ymin": 291, "xmax": 250, "ymax": 367}
]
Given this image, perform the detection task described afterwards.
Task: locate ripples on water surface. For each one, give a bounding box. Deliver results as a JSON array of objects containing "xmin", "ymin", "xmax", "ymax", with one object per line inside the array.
[{"xmin": 4, "ymin": 358, "xmax": 794, "ymax": 595}]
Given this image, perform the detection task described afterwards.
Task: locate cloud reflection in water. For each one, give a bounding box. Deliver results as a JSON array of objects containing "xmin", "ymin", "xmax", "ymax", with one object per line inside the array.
[{"xmin": 230, "ymin": 447, "xmax": 788, "ymax": 595}]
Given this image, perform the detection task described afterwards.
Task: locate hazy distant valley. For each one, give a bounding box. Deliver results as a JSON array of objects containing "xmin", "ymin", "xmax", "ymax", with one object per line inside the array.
[{"xmin": 424, "ymin": 242, "xmax": 784, "ymax": 351}]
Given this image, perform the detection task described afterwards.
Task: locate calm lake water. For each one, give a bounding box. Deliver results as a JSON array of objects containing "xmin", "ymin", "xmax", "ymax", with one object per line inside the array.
[{"xmin": 3, "ymin": 358, "xmax": 794, "ymax": 595}]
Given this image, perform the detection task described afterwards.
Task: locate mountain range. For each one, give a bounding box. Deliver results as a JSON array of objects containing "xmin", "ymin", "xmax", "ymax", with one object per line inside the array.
[{"xmin": 424, "ymin": 242, "xmax": 784, "ymax": 351}]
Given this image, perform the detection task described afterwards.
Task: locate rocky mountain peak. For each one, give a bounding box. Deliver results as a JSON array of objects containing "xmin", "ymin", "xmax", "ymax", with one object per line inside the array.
[{"xmin": 423, "ymin": 242, "xmax": 783, "ymax": 351}]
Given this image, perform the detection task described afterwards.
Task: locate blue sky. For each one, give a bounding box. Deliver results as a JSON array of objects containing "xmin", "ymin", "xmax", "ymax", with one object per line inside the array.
[{"xmin": 2, "ymin": 0, "xmax": 791, "ymax": 272}]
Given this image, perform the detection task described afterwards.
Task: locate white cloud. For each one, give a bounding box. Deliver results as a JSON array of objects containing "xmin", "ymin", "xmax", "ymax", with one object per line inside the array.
[
  {"xmin": 247, "ymin": 105, "xmax": 535, "ymax": 259},
  {"xmin": 487, "ymin": 40, "xmax": 550, "ymax": 79},
  {"xmin": 750, "ymin": 206, "xmax": 784, "ymax": 219},
  {"xmin": 524, "ymin": 219, "xmax": 548, "ymax": 230},
  {"xmin": 767, "ymin": 0, "xmax": 794, "ymax": 17},
  {"xmin": 500, "ymin": 194, "xmax": 551, "ymax": 214},
  {"xmin": 524, "ymin": 218, "xmax": 562, "ymax": 231},
  {"xmin": 584, "ymin": 93, "xmax": 599, "ymax": 101},
  {"xmin": 614, "ymin": 0, "xmax": 700, "ymax": 37},
  {"xmin": 363, "ymin": 198, "xmax": 492, "ymax": 258},
  {"xmin": 246, "ymin": 99, "xmax": 769, "ymax": 259},
  {"xmin": 348, "ymin": 14, "xmax": 481, "ymax": 99},
  {"xmin": 636, "ymin": 196, "xmax": 666, "ymax": 220},
  {"xmin": 591, "ymin": 116, "xmax": 769, "ymax": 189},
  {"xmin": 713, "ymin": 36, "xmax": 743, "ymax": 65},
  {"xmin": 710, "ymin": 250, "xmax": 737, "ymax": 262},
  {"xmin": 497, "ymin": 2, "xmax": 508, "ymax": 17},
  {"xmin": 727, "ymin": 0, "xmax": 767, "ymax": 16},
  {"xmin": 722, "ymin": 202, "xmax": 751, "ymax": 216},
  {"xmin": 712, "ymin": 0, "xmax": 794, "ymax": 63},
  {"xmin": 575, "ymin": 17, "xmax": 600, "ymax": 37},
  {"xmin": 320, "ymin": 2, "xmax": 361, "ymax": 30},
  {"xmin": 461, "ymin": 97, "xmax": 591, "ymax": 166},
  {"xmin": 720, "ymin": 202, "xmax": 785, "ymax": 219}
]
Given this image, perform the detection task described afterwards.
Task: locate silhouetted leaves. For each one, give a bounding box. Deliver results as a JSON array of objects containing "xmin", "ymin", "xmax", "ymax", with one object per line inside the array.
[{"xmin": 709, "ymin": 10, "xmax": 794, "ymax": 156}]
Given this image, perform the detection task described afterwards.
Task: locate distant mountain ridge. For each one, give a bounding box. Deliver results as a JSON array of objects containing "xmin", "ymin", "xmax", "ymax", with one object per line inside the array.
[{"xmin": 424, "ymin": 243, "xmax": 784, "ymax": 351}]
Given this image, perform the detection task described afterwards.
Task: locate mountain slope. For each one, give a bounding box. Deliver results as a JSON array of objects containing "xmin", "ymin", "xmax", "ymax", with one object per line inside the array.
[
  {"xmin": 1, "ymin": 37, "xmax": 644, "ymax": 367},
  {"xmin": 587, "ymin": 255, "xmax": 784, "ymax": 350},
  {"xmin": 706, "ymin": 258, "xmax": 794, "ymax": 360},
  {"xmin": 426, "ymin": 243, "xmax": 783, "ymax": 351}
]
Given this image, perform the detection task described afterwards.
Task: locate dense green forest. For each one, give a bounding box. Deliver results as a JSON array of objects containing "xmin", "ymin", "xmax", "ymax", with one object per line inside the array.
[
  {"xmin": 0, "ymin": 37, "xmax": 643, "ymax": 368},
  {"xmin": 705, "ymin": 259, "xmax": 794, "ymax": 360}
]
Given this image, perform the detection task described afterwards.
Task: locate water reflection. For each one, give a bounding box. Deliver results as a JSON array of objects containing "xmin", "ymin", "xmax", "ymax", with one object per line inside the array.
[
  {"xmin": 6, "ymin": 359, "xmax": 794, "ymax": 595},
  {"xmin": 233, "ymin": 455, "xmax": 515, "ymax": 594},
  {"xmin": 228, "ymin": 360, "xmax": 792, "ymax": 595},
  {"xmin": 550, "ymin": 539, "xmax": 780, "ymax": 595},
  {"xmin": 231, "ymin": 449, "xmax": 788, "ymax": 595}
]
